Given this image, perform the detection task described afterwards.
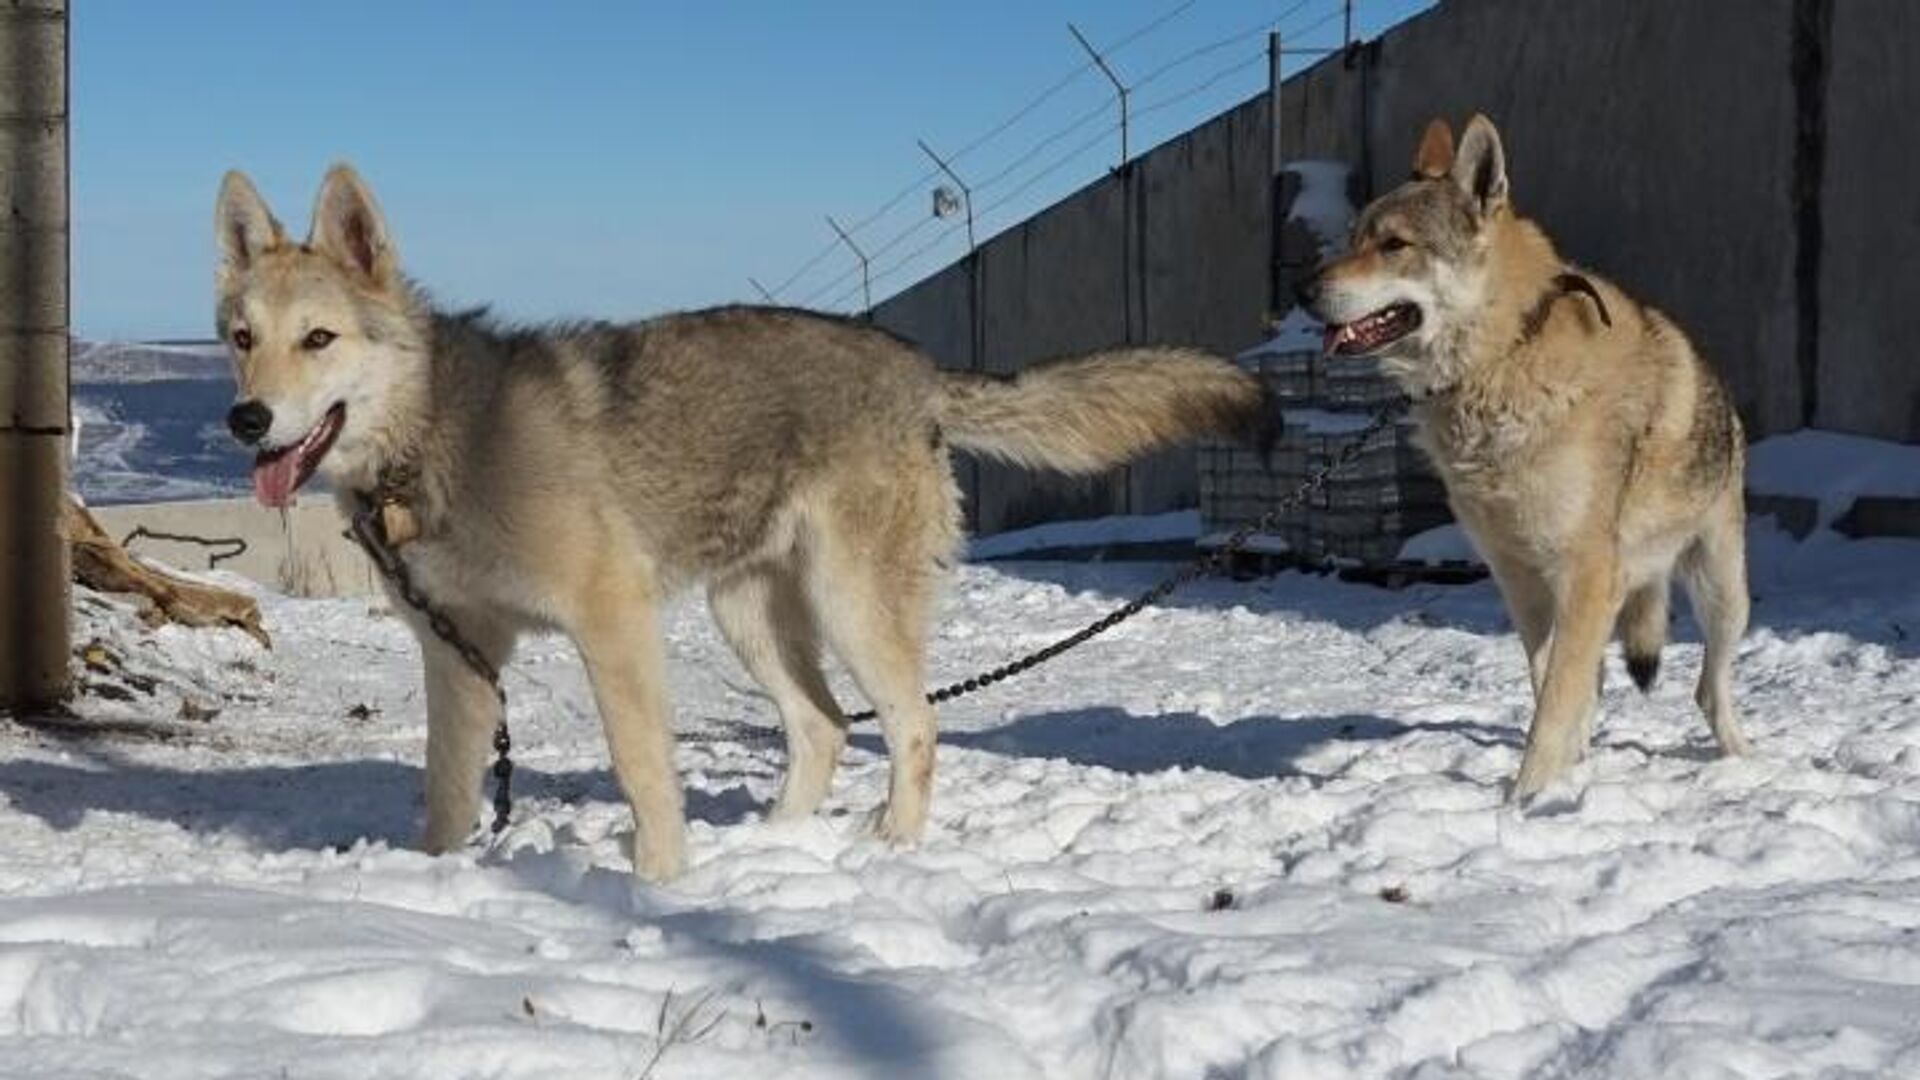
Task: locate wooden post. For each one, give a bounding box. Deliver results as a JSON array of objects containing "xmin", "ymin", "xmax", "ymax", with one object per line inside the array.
[{"xmin": 0, "ymin": 0, "xmax": 70, "ymax": 711}]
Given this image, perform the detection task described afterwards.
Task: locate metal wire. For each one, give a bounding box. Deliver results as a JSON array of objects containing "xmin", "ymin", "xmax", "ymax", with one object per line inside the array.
[{"xmin": 757, "ymin": 0, "xmax": 1222, "ymax": 303}]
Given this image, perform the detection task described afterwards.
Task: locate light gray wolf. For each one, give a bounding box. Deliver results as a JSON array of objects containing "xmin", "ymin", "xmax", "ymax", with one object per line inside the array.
[
  {"xmin": 1297, "ymin": 114, "xmax": 1750, "ymax": 798},
  {"xmin": 213, "ymin": 164, "xmax": 1270, "ymax": 879}
]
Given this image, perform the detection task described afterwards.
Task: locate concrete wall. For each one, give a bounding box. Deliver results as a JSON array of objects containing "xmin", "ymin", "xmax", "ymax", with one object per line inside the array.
[
  {"xmin": 1361, "ymin": 0, "xmax": 1801, "ymax": 437},
  {"xmin": 876, "ymin": 0, "xmax": 1914, "ymax": 536},
  {"xmin": 1820, "ymin": 0, "xmax": 1920, "ymax": 440}
]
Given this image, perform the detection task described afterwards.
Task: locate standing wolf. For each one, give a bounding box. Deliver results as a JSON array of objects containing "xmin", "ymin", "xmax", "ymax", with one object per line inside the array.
[
  {"xmin": 1298, "ymin": 115, "xmax": 1750, "ymax": 797},
  {"xmin": 214, "ymin": 164, "xmax": 1268, "ymax": 879}
]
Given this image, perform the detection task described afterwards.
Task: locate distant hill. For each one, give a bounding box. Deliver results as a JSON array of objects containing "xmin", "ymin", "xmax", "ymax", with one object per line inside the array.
[{"xmin": 73, "ymin": 340, "xmax": 229, "ymax": 384}]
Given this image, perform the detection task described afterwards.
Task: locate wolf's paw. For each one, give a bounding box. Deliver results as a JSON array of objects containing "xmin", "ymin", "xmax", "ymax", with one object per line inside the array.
[
  {"xmin": 768, "ymin": 785, "xmax": 828, "ymax": 824},
  {"xmin": 766, "ymin": 798, "xmax": 814, "ymax": 825},
  {"xmin": 1713, "ymin": 726, "xmax": 1753, "ymax": 759},
  {"xmin": 867, "ymin": 801, "xmax": 927, "ymax": 848},
  {"xmin": 1510, "ymin": 749, "xmax": 1575, "ymax": 803},
  {"xmin": 420, "ymin": 817, "xmax": 475, "ymax": 857},
  {"xmin": 630, "ymin": 836, "xmax": 686, "ymax": 883}
]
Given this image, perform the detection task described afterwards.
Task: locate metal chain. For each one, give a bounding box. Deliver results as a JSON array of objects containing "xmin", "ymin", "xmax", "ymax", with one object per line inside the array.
[
  {"xmin": 121, "ymin": 525, "xmax": 249, "ymax": 569},
  {"xmin": 844, "ymin": 397, "xmax": 1409, "ymax": 722},
  {"xmin": 345, "ymin": 488, "xmax": 514, "ymax": 836}
]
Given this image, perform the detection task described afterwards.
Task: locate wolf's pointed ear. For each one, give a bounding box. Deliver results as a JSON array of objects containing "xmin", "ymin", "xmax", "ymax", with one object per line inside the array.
[
  {"xmin": 1413, "ymin": 118, "xmax": 1454, "ymax": 179},
  {"xmin": 310, "ymin": 163, "xmax": 396, "ymax": 284},
  {"xmin": 216, "ymin": 171, "xmax": 283, "ymax": 284},
  {"xmin": 1452, "ymin": 114, "xmax": 1509, "ymax": 214}
]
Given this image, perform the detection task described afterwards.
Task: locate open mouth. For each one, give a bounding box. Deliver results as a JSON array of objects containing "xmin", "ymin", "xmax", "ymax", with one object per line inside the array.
[
  {"xmin": 252, "ymin": 402, "xmax": 345, "ymax": 509},
  {"xmin": 1322, "ymin": 303, "xmax": 1423, "ymax": 356}
]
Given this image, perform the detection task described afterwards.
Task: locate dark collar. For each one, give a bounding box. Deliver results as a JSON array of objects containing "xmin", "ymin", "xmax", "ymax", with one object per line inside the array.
[
  {"xmin": 1419, "ymin": 272, "xmax": 1613, "ymax": 405},
  {"xmin": 1518, "ymin": 271, "xmax": 1613, "ymax": 345}
]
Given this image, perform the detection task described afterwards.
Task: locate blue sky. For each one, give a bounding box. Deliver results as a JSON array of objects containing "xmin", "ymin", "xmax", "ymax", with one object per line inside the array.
[{"xmin": 73, "ymin": 0, "xmax": 1431, "ymax": 340}]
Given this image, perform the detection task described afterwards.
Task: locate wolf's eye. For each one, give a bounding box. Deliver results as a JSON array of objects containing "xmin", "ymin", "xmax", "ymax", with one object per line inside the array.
[
  {"xmin": 302, "ymin": 328, "xmax": 337, "ymax": 351},
  {"xmin": 232, "ymin": 327, "xmax": 254, "ymax": 351},
  {"xmin": 1379, "ymin": 236, "xmax": 1411, "ymax": 254}
]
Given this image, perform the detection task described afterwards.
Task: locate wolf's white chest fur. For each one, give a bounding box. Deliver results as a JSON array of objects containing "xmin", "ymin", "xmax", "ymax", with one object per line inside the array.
[
  {"xmin": 392, "ymin": 534, "xmax": 564, "ymax": 632},
  {"xmin": 1411, "ymin": 395, "xmax": 1593, "ymax": 568}
]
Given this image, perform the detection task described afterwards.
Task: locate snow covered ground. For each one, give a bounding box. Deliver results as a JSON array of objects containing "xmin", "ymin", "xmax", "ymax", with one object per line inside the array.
[{"xmin": 6, "ymin": 516, "xmax": 1919, "ymax": 1078}]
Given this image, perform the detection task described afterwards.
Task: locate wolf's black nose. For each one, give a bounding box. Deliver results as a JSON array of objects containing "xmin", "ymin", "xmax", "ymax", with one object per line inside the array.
[
  {"xmin": 1293, "ymin": 273, "xmax": 1322, "ymax": 309},
  {"xmin": 227, "ymin": 400, "xmax": 273, "ymax": 445}
]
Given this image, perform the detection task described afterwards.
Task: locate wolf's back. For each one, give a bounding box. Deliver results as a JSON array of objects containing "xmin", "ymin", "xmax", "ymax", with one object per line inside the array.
[{"xmin": 933, "ymin": 348, "xmax": 1270, "ymax": 474}]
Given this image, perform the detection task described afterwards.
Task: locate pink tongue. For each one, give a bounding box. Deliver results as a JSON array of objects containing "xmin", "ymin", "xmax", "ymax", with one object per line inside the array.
[{"xmin": 252, "ymin": 452, "xmax": 303, "ymax": 509}]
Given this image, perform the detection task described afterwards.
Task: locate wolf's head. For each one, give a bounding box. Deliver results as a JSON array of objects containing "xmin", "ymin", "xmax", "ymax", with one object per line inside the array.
[
  {"xmin": 1297, "ymin": 114, "xmax": 1513, "ymax": 397},
  {"xmin": 215, "ymin": 165, "xmax": 426, "ymax": 507}
]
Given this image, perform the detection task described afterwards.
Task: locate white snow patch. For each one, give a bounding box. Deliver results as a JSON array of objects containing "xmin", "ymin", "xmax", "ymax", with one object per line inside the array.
[
  {"xmin": 3, "ymin": 519, "xmax": 1919, "ymax": 1076},
  {"xmin": 1747, "ymin": 429, "xmax": 1920, "ymax": 527},
  {"xmin": 969, "ymin": 511, "xmax": 1200, "ymax": 560},
  {"xmin": 1283, "ymin": 160, "xmax": 1354, "ymax": 259},
  {"xmin": 1239, "ymin": 308, "xmax": 1324, "ymax": 363},
  {"xmin": 1398, "ymin": 523, "xmax": 1482, "ymax": 564}
]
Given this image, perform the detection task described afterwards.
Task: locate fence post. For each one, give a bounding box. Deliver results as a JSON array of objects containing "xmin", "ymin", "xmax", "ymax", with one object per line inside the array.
[
  {"xmin": 1068, "ymin": 23, "xmax": 1130, "ymax": 167},
  {"xmin": 916, "ymin": 139, "xmax": 975, "ymax": 252},
  {"xmin": 0, "ymin": 0, "xmax": 71, "ymax": 712},
  {"xmin": 824, "ymin": 215, "xmax": 871, "ymax": 315}
]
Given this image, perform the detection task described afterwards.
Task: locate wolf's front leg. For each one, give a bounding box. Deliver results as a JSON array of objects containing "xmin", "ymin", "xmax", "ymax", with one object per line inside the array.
[
  {"xmin": 570, "ymin": 589, "xmax": 687, "ymax": 882},
  {"xmin": 412, "ymin": 610, "xmax": 517, "ymax": 853},
  {"xmin": 1513, "ymin": 554, "xmax": 1621, "ymax": 799}
]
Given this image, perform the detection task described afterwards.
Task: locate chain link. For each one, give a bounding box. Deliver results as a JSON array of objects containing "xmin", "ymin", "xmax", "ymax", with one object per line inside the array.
[
  {"xmin": 844, "ymin": 398, "xmax": 1409, "ymax": 722},
  {"xmin": 346, "ymin": 488, "xmax": 515, "ymax": 836}
]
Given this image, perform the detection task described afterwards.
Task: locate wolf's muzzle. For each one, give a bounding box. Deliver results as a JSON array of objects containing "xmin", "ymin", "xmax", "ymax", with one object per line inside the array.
[{"xmin": 227, "ymin": 400, "xmax": 273, "ymax": 445}]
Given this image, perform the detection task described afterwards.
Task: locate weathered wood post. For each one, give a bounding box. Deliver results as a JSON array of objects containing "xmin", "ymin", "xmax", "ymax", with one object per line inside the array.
[{"xmin": 0, "ymin": 0, "xmax": 71, "ymax": 710}]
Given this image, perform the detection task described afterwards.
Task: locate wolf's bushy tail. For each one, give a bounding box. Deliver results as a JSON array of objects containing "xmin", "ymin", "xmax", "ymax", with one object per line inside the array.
[
  {"xmin": 934, "ymin": 347, "xmax": 1271, "ymax": 474},
  {"xmin": 1617, "ymin": 583, "xmax": 1670, "ymax": 693}
]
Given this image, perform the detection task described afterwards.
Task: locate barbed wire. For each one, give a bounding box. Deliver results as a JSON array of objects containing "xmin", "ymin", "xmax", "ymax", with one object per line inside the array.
[
  {"xmin": 829, "ymin": 116, "xmax": 1128, "ymax": 310},
  {"xmin": 970, "ymin": 96, "xmax": 1117, "ymax": 195},
  {"xmin": 1276, "ymin": 0, "xmax": 1353, "ymax": 50},
  {"xmin": 946, "ymin": 0, "xmax": 1201, "ymax": 166},
  {"xmin": 1133, "ymin": 49, "xmax": 1269, "ymax": 123},
  {"xmin": 978, "ymin": 121, "xmax": 1128, "ymax": 221},
  {"xmin": 759, "ymin": 0, "xmax": 1212, "ymax": 304},
  {"xmin": 1129, "ymin": 0, "xmax": 1317, "ymax": 90},
  {"xmin": 796, "ymin": 0, "xmax": 1366, "ymax": 313}
]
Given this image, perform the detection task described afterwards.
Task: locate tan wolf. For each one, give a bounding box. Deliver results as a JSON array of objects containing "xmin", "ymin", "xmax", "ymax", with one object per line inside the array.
[
  {"xmin": 1297, "ymin": 115, "xmax": 1751, "ymax": 798},
  {"xmin": 214, "ymin": 164, "xmax": 1270, "ymax": 879}
]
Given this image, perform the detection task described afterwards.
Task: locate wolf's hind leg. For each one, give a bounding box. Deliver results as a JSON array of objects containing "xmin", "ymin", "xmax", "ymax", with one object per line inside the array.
[
  {"xmin": 1681, "ymin": 498, "xmax": 1750, "ymax": 757},
  {"xmin": 807, "ymin": 557, "xmax": 939, "ymax": 845},
  {"xmin": 804, "ymin": 483, "xmax": 955, "ymax": 846},
  {"xmin": 708, "ymin": 563, "xmax": 848, "ymax": 822}
]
